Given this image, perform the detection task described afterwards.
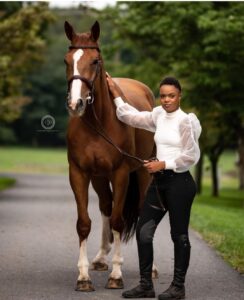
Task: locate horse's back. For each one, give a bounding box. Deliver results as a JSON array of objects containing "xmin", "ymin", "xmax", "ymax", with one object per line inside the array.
[{"xmin": 114, "ymin": 78, "xmax": 155, "ymax": 111}]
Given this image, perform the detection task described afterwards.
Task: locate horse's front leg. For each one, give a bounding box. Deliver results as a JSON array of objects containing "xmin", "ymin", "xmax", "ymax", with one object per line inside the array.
[
  {"xmin": 69, "ymin": 164, "xmax": 94, "ymax": 292},
  {"xmin": 105, "ymin": 167, "xmax": 130, "ymax": 289}
]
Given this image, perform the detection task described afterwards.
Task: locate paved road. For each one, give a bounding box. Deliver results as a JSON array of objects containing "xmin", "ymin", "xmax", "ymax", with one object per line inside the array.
[{"xmin": 0, "ymin": 173, "xmax": 243, "ymax": 300}]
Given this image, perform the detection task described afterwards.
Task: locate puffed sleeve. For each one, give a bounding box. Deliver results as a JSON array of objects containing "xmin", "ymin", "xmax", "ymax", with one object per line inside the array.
[
  {"xmin": 165, "ymin": 113, "xmax": 202, "ymax": 171},
  {"xmin": 114, "ymin": 96, "xmax": 162, "ymax": 132}
]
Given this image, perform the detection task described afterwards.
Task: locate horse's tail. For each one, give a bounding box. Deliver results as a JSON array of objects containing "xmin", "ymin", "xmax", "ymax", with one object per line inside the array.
[{"xmin": 122, "ymin": 171, "xmax": 140, "ymax": 243}]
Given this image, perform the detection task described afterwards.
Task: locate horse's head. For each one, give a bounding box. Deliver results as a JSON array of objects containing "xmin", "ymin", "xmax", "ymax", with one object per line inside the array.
[{"xmin": 64, "ymin": 21, "xmax": 101, "ymax": 116}]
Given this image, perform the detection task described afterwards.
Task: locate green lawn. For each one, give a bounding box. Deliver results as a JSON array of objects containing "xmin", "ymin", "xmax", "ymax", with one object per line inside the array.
[
  {"xmin": 0, "ymin": 177, "xmax": 16, "ymax": 191},
  {"xmin": 190, "ymin": 151, "xmax": 244, "ymax": 273},
  {"xmin": 0, "ymin": 146, "xmax": 68, "ymax": 174}
]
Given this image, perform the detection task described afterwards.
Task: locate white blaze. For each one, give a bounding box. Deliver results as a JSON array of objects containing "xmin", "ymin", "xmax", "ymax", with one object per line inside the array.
[{"xmin": 70, "ymin": 49, "xmax": 84, "ymax": 110}]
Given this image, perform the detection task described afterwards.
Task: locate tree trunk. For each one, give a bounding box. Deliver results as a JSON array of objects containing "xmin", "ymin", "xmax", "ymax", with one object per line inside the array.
[
  {"xmin": 237, "ymin": 129, "xmax": 244, "ymax": 190},
  {"xmin": 210, "ymin": 157, "xmax": 219, "ymax": 197},
  {"xmin": 195, "ymin": 153, "xmax": 203, "ymax": 194}
]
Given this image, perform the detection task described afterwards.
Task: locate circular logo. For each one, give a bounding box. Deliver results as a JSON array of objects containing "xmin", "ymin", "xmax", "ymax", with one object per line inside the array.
[{"xmin": 41, "ymin": 115, "xmax": 55, "ymax": 130}]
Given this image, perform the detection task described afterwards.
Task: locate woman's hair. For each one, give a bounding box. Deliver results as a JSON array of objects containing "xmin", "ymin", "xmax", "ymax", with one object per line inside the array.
[{"xmin": 159, "ymin": 76, "xmax": 182, "ymax": 92}]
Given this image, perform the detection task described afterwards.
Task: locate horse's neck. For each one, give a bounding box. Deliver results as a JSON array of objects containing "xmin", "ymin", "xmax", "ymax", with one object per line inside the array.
[{"xmin": 86, "ymin": 71, "xmax": 114, "ymax": 122}]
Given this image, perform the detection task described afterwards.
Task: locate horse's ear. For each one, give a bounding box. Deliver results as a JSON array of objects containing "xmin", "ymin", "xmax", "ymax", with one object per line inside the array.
[
  {"xmin": 64, "ymin": 21, "xmax": 76, "ymax": 41},
  {"xmin": 90, "ymin": 21, "xmax": 100, "ymax": 42}
]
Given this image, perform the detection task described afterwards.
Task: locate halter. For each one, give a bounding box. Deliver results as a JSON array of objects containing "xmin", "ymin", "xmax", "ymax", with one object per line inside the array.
[{"xmin": 67, "ymin": 45, "xmax": 101, "ymax": 104}]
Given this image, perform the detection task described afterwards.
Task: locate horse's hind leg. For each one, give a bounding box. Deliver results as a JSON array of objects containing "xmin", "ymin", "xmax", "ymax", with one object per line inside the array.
[
  {"xmin": 69, "ymin": 164, "xmax": 94, "ymax": 292},
  {"xmin": 91, "ymin": 177, "xmax": 113, "ymax": 271},
  {"xmin": 105, "ymin": 168, "xmax": 131, "ymax": 289}
]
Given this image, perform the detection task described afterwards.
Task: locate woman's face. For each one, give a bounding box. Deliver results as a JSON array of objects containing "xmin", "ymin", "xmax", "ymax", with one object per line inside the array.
[{"xmin": 159, "ymin": 84, "xmax": 181, "ymax": 113}]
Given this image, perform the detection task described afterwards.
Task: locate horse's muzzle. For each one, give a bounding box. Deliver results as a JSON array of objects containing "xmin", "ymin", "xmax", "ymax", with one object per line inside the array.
[{"xmin": 67, "ymin": 98, "xmax": 88, "ymax": 116}]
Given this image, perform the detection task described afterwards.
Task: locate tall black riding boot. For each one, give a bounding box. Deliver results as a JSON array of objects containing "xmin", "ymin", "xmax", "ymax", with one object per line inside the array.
[
  {"xmin": 122, "ymin": 241, "xmax": 155, "ymax": 298},
  {"xmin": 158, "ymin": 234, "xmax": 191, "ymax": 300},
  {"xmin": 122, "ymin": 272, "xmax": 155, "ymax": 298}
]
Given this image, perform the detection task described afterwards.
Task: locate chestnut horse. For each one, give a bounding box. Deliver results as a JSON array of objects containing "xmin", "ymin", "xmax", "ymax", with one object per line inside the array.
[{"xmin": 64, "ymin": 21, "xmax": 156, "ymax": 292}]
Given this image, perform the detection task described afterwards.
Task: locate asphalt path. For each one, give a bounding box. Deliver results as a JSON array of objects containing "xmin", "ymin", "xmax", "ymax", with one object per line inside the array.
[{"xmin": 0, "ymin": 173, "xmax": 243, "ymax": 300}]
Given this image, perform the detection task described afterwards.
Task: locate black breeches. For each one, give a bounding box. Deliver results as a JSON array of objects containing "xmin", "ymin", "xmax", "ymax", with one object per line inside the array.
[{"xmin": 136, "ymin": 170, "xmax": 196, "ymax": 277}]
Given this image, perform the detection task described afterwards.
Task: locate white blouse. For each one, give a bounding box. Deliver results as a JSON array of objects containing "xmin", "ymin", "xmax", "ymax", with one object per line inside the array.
[{"xmin": 114, "ymin": 97, "xmax": 202, "ymax": 173}]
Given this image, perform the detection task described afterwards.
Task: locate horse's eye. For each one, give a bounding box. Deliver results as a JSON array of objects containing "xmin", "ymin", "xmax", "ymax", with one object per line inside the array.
[{"xmin": 91, "ymin": 58, "xmax": 99, "ymax": 65}]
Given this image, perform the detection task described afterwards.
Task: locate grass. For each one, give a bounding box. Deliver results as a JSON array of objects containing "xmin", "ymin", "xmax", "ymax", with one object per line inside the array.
[
  {"xmin": 0, "ymin": 146, "xmax": 243, "ymax": 273},
  {"xmin": 0, "ymin": 177, "xmax": 16, "ymax": 191},
  {"xmin": 190, "ymin": 151, "xmax": 244, "ymax": 273},
  {"xmin": 0, "ymin": 146, "xmax": 68, "ymax": 174}
]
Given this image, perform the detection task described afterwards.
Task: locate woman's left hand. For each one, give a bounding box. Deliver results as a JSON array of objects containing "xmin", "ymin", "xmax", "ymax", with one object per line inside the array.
[{"xmin": 143, "ymin": 160, "xmax": 165, "ymax": 173}]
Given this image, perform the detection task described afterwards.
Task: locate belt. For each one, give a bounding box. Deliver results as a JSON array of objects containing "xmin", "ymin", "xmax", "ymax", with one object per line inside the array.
[{"xmin": 154, "ymin": 170, "xmax": 176, "ymax": 176}]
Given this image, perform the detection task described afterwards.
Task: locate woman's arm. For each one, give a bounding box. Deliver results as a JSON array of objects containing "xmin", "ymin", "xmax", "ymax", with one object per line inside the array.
[
  {"xmin": 166, "ymin": 114, "xmax": 202, "ymax": 171},
  {"xmin": 114, "ymin": 97, "xmax": 157, "ymax": 132},
  {"xmin": 107, "ymin": 73, "xmax": 157, "ymax": 132}
]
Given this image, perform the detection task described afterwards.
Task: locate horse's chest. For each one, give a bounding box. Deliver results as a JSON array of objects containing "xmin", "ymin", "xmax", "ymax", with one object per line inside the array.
[{"xmin": 68, "ymin": 137, "xmax": 120, "ymax": 174}]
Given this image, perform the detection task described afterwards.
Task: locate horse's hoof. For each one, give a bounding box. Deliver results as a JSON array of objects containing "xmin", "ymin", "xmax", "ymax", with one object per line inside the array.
[
  {"xmin": 152, "ymin": 268, "xmax": 159, "ymax": 279},
  {"xmin": 75, "ymin": 280, "xmax": 95, "ymax": 292},
  {"xmin": 105, "ymin": 277, "xmax": 124, "ymax": 289},
  {"xmin": 92, "ymin": 261, "xmax": 109, "ymax": 271}
]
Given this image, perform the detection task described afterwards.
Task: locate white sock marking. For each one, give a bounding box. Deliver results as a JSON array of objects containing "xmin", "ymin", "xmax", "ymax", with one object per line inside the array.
[
  {"xmin": 110, "ymin": 229, "xmax": 123, "ymax": 279},
  {"xmin": 93, "ymin": 214, "xmax": 112, "ymax": 265},
  {"xmin": 77, "ymin": 239, "xmax": 90, "ymax": 281}
]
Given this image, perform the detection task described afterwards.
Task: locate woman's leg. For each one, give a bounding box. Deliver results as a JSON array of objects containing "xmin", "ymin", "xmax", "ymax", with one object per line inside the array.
[
  {"xmin": 158, "ymin": 171, "xmax": 196, "ymax": 300},
  {"xmin": 122, "ymin": 179, "xmax": 166, "ymax": 298}
]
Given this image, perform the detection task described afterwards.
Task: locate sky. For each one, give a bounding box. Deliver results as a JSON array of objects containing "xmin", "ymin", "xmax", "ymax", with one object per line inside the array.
[{"xmin": 49, "ymin": 0, "xmax": 116, "ymax": 10}]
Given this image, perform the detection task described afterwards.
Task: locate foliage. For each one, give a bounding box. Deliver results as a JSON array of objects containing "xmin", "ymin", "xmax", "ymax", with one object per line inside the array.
[
  {"xmin": 101, "ymin": 1, "xmax": 244, "ymax": 194},
  {"xmin": 0, "ymin": 2, "xmax": 54, "ymax": 124}
]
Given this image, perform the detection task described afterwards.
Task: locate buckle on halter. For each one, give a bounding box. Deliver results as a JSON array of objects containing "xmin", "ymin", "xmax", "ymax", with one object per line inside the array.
[{"xmin": 87, "ymin": 93, "xmax": 94, "ymax": 104}]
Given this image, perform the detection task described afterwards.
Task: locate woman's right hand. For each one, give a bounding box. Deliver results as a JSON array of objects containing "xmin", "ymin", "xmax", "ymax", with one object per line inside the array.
[{"xmin": 106, "ymin": 72, "xmax": 123, "ymax": 98}]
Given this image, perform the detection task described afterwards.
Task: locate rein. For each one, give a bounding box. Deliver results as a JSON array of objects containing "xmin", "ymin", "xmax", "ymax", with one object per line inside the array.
[
  {"xmin": 84, "ymin": 105, "xmax": 145, "ymax": 164},
  {"xmin": 67, "ymin": 44, "xmax": 145, "ymax": 165}
]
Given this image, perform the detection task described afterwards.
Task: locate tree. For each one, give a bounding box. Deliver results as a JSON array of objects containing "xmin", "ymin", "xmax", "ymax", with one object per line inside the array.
[
  {"xmin": 0, "ymin": 2, "xmax": 54, "ymax": 136},
  {"xmin": 101, "ymin": 1, "xmax": 244, "ymax": 194}
]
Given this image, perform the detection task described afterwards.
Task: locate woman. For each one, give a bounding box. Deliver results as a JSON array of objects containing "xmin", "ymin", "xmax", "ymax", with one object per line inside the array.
[{"xmin": 106, "ymin": 74, "xmax": 201, "ymax": 300}]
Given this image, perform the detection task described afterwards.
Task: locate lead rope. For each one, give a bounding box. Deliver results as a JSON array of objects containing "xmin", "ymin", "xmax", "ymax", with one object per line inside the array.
[{"xmin": 83, "ymin": 105, "xmax": 145, "ymax": 164}]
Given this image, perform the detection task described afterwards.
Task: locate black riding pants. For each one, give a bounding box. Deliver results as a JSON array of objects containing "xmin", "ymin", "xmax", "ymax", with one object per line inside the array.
[{"xmin": 136, "ymin": 170, "xmax": 196, "ymax": 278}]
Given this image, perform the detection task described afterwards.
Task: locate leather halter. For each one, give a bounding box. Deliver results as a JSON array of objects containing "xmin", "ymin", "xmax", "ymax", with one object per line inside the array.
[{"xmin": 67, "ymin": 45, "xmax": 101, "ymax": 104}]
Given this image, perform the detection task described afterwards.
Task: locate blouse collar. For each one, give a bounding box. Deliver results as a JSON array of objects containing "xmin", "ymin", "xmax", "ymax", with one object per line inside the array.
[{"xmin": 165, "ymin": 107, "xmax": 182, "ymax": 118}]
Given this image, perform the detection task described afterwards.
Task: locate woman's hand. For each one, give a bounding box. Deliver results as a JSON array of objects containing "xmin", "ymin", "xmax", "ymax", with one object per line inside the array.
[
  {"xmin": 143, "ymin": 160, "xmax": 165, "ymax": 173},
  {"xmin": 106, "ymin": 72, "xmax": 124, "ymax": 98}
]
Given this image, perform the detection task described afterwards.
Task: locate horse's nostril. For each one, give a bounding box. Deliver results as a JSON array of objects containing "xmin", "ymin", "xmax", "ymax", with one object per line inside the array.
[{"xmin": 77, "ymin": 99, "xmax": 84, "ymax": 108}]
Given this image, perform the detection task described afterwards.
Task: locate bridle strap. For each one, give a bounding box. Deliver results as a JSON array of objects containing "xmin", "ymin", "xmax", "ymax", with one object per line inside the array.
[
  {"xmin": 68, "ymin": 75, "xmax": 93, "ymax": 90},
  {"xmin": 67, "ymin": 45, "xmax": 101, "ymax": 102}
]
